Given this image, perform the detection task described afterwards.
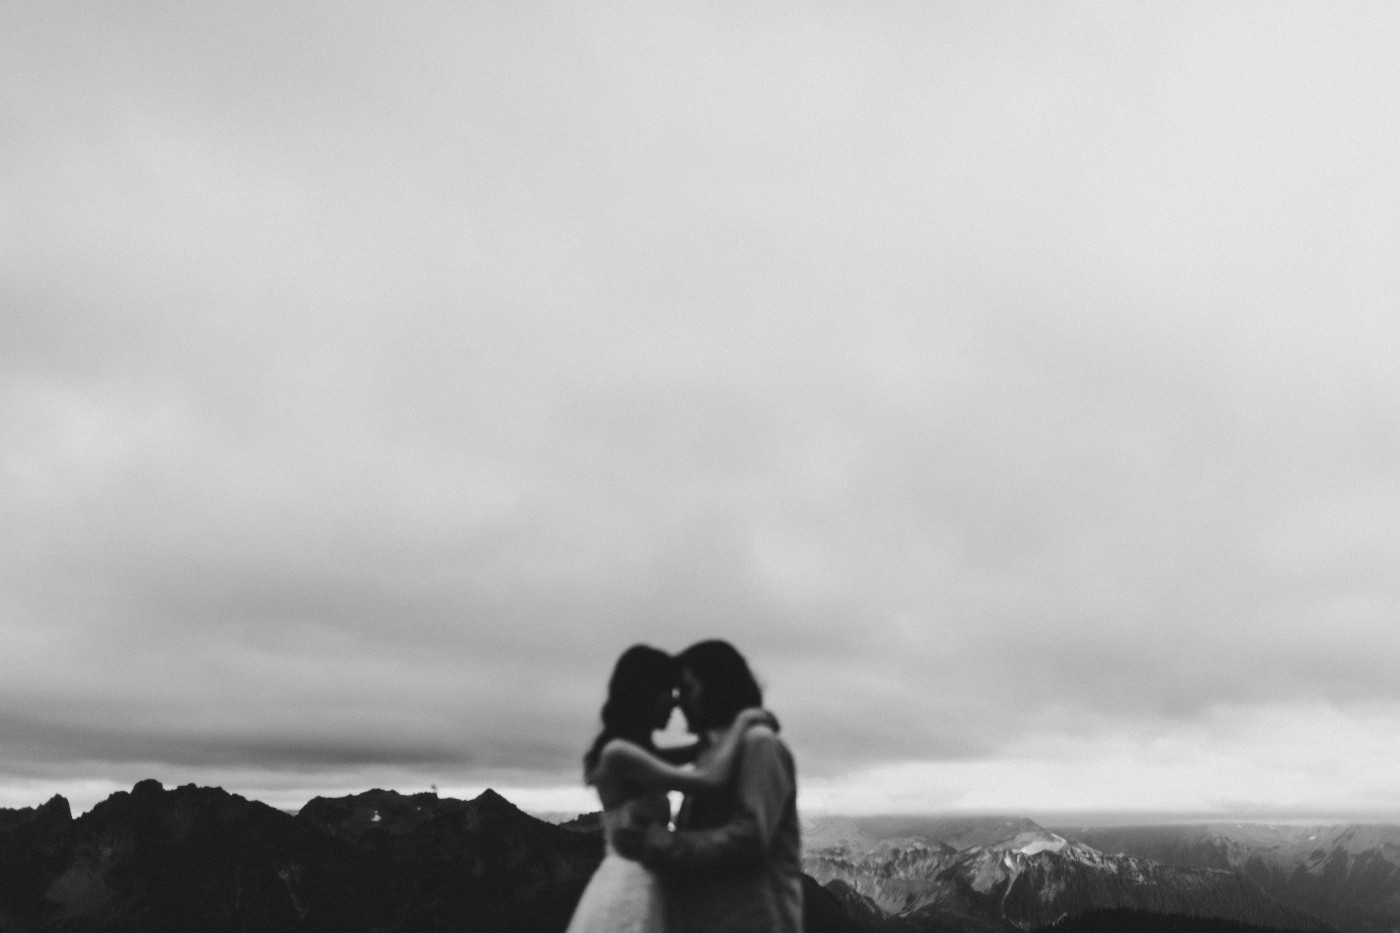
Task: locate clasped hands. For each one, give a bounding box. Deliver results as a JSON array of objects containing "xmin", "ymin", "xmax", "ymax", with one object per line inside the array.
[
  {"xmin": 610, "ymin": 819, "xmax": 668, "ymax": 861},
  {"xmin": 611, "ymin": 706, "xmax": 778, "ymax": 861}
]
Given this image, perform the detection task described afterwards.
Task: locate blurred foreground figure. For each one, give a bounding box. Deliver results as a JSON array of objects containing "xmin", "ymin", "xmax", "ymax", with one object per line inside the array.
[
  {"xmin": 614, "ymin": 640, "xmax": 802, "ymax": 933},
  {"xmin": 566, "ymin": 643, "xmax": 777, "ymax": 933}
]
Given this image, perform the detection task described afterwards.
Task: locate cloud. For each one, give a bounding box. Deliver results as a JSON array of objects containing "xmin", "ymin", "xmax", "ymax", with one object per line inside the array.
[
  {"xmin": 2, "ymin": 1, "xmax": 1399, "ymax": 816},
  {"xmin": 800, "ymin": 699, "xmax": 1400, "ymax": 819}
]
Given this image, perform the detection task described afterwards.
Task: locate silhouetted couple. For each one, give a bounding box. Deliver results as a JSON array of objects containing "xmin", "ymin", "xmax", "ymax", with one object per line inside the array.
[{"xmin": 565, "ymin": 640, "xmax": 802, "ymax": 933}]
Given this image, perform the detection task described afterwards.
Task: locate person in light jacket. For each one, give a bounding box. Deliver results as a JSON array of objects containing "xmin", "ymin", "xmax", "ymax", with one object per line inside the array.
[{"xmin": 614, "ymin": 640, "xmax": 802, "ymax": 933}]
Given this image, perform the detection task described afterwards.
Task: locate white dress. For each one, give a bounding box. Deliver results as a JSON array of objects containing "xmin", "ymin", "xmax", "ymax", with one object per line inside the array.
[{"xmin": 565, "ymin": 792, "xmax": 669, "ymax": 933}]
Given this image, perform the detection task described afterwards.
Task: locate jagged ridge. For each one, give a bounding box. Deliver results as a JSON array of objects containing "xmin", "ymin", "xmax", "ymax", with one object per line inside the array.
[
  {"xmin": 0, "ymin": 779, "xmax": 602, "ymax": 932},
  {"xmin": 806, "ymin": 827, "xmax": 1324, "ymax": 932},
  {"xmin": 1067, "ymin": 823, "xmax": 1400, "ymax": 933}
]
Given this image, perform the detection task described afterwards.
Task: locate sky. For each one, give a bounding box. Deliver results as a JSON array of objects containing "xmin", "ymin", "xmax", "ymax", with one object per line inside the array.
[{"xmin": 3, "ymin": 1, "xmax": 1399, "ymax": 822}]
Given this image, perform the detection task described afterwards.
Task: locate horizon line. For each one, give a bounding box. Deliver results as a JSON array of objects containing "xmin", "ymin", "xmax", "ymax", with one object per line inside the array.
[{"xmin": 10, "ymin": 779, "xmax": 1400, "ymax": 828}]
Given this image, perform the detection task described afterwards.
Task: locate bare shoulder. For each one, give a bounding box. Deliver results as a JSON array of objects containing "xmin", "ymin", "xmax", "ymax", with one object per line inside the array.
[
  {"xmin": 603, "ymin": 736, "xmax": 645, "ymax": 753},
  {"xmin": 599, "ymin": 737, "xmax": 645, "ymax": 766}
]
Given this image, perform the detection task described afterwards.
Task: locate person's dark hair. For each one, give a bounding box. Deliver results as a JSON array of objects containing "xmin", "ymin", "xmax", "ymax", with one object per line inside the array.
[
  {"xmin": 583, "ymin": 645, "xmax": 678, "ymax": 779},
  {"xmin": 676, "ymin": 639, "xmax": 762, "ymax": 731}
]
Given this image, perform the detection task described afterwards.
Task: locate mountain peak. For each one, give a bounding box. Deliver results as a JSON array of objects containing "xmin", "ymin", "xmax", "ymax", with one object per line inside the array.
[
  {"xmin": 471, "ymin": 788, "xmax": 518, "ymax": 811},
  {"xmin": 0, "ymin": 793, "xmax": 72, "ymax": 832},
  {"xmin": 992, "ymin": 829, "xmax": 1073, "ymax": 856}
]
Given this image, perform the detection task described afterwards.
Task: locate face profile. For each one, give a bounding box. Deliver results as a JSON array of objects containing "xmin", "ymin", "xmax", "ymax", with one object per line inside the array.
[
  {"xmin": 571, "ymin": 640, "xmax": 801, "ymax": 933},
  {"xmin": 677, "ymin": 668, "xmax": 704, "ymax": 733},
  {"xmin": 652, "ymin": 686, "xmax": 678, "ymax": 730}
]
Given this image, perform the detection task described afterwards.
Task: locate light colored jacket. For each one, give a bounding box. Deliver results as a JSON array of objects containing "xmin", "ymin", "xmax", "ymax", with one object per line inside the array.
[{"xmin": 641, "ymin": 724, "xmax": 802, "ymax": 933}]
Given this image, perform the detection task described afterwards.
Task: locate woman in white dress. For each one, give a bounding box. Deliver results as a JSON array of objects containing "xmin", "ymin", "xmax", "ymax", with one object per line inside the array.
[{"xmin": 564, "ymin": 645, "xmax": 772, "ymax": 933}]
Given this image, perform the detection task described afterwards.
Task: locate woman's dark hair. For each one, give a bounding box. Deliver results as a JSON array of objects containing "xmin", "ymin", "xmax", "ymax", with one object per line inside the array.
[
  {"xmin": 676, "ymin": 639, "xmax": 762, "ymax": 731},
  {"xmin": 583, "ymin": 645, "xmax": 678, "ymax": 779}
]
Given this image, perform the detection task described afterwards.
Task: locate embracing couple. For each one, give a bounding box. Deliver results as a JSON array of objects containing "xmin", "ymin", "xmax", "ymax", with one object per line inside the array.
[{"xmin": 565, "ymin": 640, "xmax": 802, "ymax": 933}]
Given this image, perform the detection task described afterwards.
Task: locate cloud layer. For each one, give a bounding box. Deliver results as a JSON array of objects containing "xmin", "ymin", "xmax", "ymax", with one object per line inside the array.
[{"xmin": 3, "ymin": 1, "xmax": 1399, "ymax": 816}]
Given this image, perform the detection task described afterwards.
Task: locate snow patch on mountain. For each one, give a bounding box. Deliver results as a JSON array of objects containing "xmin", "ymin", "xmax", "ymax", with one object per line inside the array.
[{"xmin": 993, "ymin": 830, "xmax": 1072, "ymax": 857}]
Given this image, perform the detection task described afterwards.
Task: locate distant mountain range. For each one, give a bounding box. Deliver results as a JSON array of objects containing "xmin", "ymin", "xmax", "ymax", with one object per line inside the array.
[
  {"xmin": 802, "ymin": 813, "xmax": 1400, "ymax": 933},
  {"xmin": 1061, "ymin": 823, "xmax": 1400, "ymax": 933},
  {"xmin": 804, "ymin": 820, "xmax": 1320, "ymax": 933},
  {"xmin": 3, "ymin": 782, "xmax": 1389, "ymax": 933}
]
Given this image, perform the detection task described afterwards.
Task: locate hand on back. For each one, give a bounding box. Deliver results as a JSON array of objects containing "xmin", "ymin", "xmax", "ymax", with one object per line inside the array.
[{"xmin": 734, "ymin": 707, "xmax": 779, "ymax": 734}]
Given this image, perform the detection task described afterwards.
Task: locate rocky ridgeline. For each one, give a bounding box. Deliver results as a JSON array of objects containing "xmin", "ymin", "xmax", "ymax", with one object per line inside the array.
[
  {"xmin": 804, "ymin": 827, "xmax": 1326, "ymax": 933},
  {"xmin": 806, "ymin": 841, "xmax": 958, "ymax": 915},
  {"xmin": 0, "ymin": 783, "xmax": 1352, "ymax": 933},
  {"xmin": 1068, "ymin": 824, "xmax": 1400, "ymax": 933},
  {"xmin": 0, "ymin": 779, "xmax": 602, "ymax": 932},
  {"xmin": 0, "ymin": 781, "xmax": 864, "ymax": 933}
]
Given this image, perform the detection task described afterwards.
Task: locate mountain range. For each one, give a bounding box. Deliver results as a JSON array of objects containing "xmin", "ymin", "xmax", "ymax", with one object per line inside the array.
[
  {"xmin": 0, "ymin": 779, "xmax": 601, "ymax": 932},
  {"xmin": 3, "ymin": 782, "xmax": 1391, "ymax": 933},
  {"xmin": 1062, "ymin": 823, "xmax": 1400, "ymax": 933},
  {"xmin": 803, "ymin": 821, "xmax": 1320, "ymax": 933}
]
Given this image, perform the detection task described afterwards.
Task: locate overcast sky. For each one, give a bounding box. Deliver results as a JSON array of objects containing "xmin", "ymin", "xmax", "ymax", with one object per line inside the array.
[{"xmin": 3, "ymin": 1, "xmax": 1399, "ymax": 821}]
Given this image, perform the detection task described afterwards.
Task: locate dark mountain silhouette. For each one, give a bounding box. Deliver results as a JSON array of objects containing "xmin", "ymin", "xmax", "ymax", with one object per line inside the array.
[
  {"xmin": 0, "ymin": 795, "xmax": 72, "ymax": 834},
  {"xmin": 802, "ymin": 874, "xmax": 868, "ymax": 933},
  {"xmin": 0, "ymin": 782, "xmax": 850, "ymax": 933},
  {"xmin": 298, "ymin": 785, "xmax": 605, "ymax": 931},
  {"xmin": 0, "ymin": 779, "xmax": 368, "ymax": 932},
  {"xmin": 0, "ymin": 779, "xmax": 600, "ymax": 932},
  {"xmin": 0, "ymin": 784, "xmax": 1349, "ymax": 933},
  {"xmin": 0, "ymin": 793, "xmax": 77, "ymax": 924},
  {"xmin": 556, "ymin": 810, "xmax": 604, "ymax": 834}
]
